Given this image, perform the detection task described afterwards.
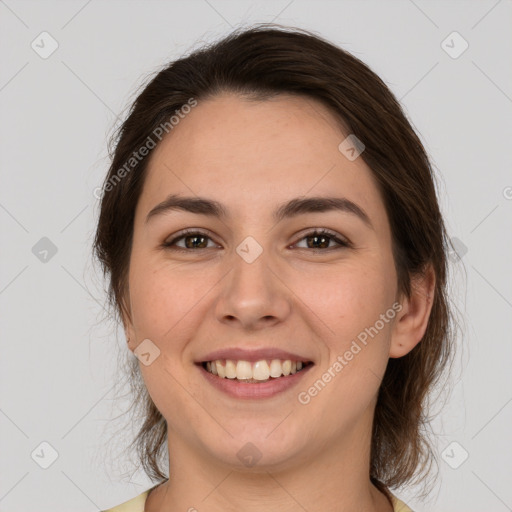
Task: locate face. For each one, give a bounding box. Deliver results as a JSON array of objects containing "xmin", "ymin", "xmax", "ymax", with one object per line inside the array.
[{"xmin": 124, "ymin": 93, "xmax": 401, "ymax": 471}]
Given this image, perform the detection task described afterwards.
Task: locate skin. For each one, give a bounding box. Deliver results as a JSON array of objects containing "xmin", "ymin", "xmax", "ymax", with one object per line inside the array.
[{"xmin": 122, "ymin": 93, "xmax": 435, "ymax": 512}]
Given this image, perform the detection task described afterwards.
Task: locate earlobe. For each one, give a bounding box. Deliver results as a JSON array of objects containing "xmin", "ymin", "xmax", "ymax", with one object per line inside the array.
[
  {"xmin": 389, "ymin": 264, "xmax": 436, "ymax": 358},
  {"xmin": 123, "ymin": 317, "xmax": 137, "ymax": 353},
  {"xmin": 120, "ymin": 291, "xmax": 137, "ymax": 353},
  {"xmin": 124, "ymin": 324, "xmax": 137, "ymax": 353},
  {"xmin": 122, "ymin": 316, "xmax": 134, "ymax": 351},
  {"xmin": 125, "ymin": 329, "xmax": 137, "ymax": 352}
]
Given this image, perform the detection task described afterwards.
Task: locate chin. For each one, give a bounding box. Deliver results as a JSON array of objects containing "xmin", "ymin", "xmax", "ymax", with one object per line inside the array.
[{"xmin": 202, "ymin": 428, "xmax": 312, "ymax": 472}]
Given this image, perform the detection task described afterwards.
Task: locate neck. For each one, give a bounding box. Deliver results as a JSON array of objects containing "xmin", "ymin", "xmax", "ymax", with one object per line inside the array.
[{"xmin": 144, "ymin": 402, "xmax": 394, "ymax": 512}]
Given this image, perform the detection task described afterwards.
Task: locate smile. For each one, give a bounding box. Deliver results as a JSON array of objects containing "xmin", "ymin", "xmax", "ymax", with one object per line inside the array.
[
  {"xmin": 202, "ymin": 359, "xmax": 313, "ymax": 382},
  {"xmin": 197, "ymin": 359, "xmax": 315, "ymax": 399}
]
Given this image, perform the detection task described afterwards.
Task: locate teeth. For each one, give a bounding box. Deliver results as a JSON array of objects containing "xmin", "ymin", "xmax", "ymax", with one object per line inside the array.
[
  {"xmin": 236, "ymin": 360, "xmax": 252, "ymax": 380},
  {"xmin": 253, "ymin": 360, "xmax": 270, "ymax": 380},
  {"xmin": 203, "ymin": 359, "xmax": 309, "ymax": 380},
  {"xmin": 269, "ymin": 359, "xmax": 282, "ymax": 378},
  {"xmin": 225, "ymin": 360, "xmax": 237, "ymax": 379}
]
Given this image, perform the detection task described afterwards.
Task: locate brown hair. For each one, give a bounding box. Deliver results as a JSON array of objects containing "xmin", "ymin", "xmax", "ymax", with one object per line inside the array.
[{"xmin": 94, "ymin": 23, "xmax": 455, "ymax": 497}]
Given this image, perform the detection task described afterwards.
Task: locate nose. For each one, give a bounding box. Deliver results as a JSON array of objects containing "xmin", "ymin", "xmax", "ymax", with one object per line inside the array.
[{"xmin": 214, "ymin": 246, "xmax": 291, "ymax": 331}]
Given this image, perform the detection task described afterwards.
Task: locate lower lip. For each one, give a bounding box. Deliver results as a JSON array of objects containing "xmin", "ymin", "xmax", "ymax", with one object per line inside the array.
[{"xmin": 197, "ymin": 363, "xmax": 314, "ymax": 399}]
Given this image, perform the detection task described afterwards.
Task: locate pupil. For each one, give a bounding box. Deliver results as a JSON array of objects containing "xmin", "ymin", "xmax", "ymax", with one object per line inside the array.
[
  {"xmin": 186, "ymin": 235, "xmax": 207, "ymax": 249},
  {"xmin": 308, "ymin": 235, "xmax": 328, "ymax": 249}
]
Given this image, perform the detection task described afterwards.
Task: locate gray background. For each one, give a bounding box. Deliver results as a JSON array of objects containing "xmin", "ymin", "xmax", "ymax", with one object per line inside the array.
[{"xmin": 1, "ymin": 1, "xmax": 511, "ymax": 511}]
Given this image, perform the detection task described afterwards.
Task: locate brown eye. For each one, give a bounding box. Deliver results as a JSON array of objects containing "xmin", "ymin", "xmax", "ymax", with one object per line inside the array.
[
  {"xmin": 294, "ymin": 229, "xmax": 350, "ymax": 251},
  {"xmin": 162, "ymin": 228, "xmax": 350, "ymax": 252},
  {"xmin": 163, "ymin": 230, "xmax": 217, "ymax": 251}
]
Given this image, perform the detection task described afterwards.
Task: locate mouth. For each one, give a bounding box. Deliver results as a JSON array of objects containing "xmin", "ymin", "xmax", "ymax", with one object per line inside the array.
[
  {"xmin": 196, "ymin": 357, "xmax": 315, "ymax": 399},
  {"xmin": 197, "ymin": 358, "xmax": 314, "ymax": 383}
]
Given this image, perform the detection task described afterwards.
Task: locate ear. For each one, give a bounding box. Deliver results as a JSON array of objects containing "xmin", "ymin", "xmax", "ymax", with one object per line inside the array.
[
  {"xmin": 389, "ymin": 263, "xmax": 436, "ymax": 358},
  {"xmin": 120, "ymin": 285, "xmax": 137, "ymax": 353}
]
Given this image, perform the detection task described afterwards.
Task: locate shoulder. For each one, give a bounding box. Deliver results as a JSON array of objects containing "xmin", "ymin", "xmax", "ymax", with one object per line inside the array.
[
  {"xmin": 390, "ymin": 492, "xmax": 414, "ymax": 512},
  {"xmin": 101, "ymin": 490, "xmax": 150, "ymax": 512}
]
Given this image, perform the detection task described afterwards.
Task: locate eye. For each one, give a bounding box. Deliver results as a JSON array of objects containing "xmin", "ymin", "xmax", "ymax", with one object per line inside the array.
[
  {"xmin": 162, "ymin": 228, "xmax": 350, "ymax": 252},
  {"xmin": 162, "ymin": 229, "xmax": 219, "ymax": 251},
  {"xmin": 293, "ymin": 229, "xmax": 351, "ymax": 251}
]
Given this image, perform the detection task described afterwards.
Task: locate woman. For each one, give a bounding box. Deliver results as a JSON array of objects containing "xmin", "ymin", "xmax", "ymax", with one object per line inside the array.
[{"xmin": 96, "ymin": 23, "xmax": 454, "ymax": 512}]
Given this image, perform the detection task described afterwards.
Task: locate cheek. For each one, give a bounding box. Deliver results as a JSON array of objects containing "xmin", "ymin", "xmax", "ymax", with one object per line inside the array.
[
  {"xmin": 301, "ymin": 263, "xmax": 395, "ymax": 418},
  {"xmin": 292, "ymin": 263, "xmax": 396, "ymax": 433},
  {"xmin": 304, "ymin": 258, "xmax": 394, "ymax": 342},
  {"xmin": 127, "ymin": 259, "xmax": 208, "ymax": 415},
  {"xmin": 128, "ymin": 256, "xmax": 208, "ymax": 339}
]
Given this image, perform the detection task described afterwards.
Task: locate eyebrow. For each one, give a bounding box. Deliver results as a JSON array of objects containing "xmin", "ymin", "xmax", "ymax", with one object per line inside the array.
[{"xmin": 145, "ymin": 194, "xmax": 373, "ymax": 229}]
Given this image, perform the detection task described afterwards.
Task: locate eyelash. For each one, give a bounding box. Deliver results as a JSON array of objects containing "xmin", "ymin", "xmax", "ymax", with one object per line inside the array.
[{"xmin": 162, "ymin": 228, "xmax": 351, "ymax": 252}]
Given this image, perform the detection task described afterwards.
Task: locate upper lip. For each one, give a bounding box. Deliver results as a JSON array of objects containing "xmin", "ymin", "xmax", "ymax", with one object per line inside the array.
[{"xmin": 196, "ymin": 347, "xmax": 313, "ymax": 364}]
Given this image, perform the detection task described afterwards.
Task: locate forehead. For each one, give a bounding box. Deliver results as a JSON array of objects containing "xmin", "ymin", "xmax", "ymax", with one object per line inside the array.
[{"xmin": 138, "ymin": 93, "xmax": 385, "ymax": 226}]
